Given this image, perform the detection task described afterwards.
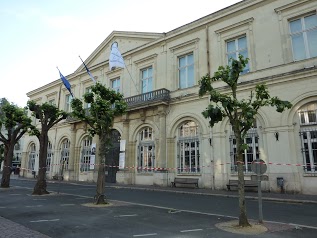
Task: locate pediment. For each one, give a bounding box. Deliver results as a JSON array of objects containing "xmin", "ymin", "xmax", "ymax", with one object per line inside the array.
[{"xmin": 74, "ymin": 31, "xmax": 163, "ymax": 75}]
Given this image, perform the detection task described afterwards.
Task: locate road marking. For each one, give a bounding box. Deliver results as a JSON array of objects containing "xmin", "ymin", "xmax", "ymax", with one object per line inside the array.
[
  {"xmin": 16, "ymin": 187, "xmax": 317, "ymax": 231},
  {"xmin": 60, "ymin": 204, "xmax": 75, "ymax": 206},
  {"xmin": 9, "ymin": 193, "xmax": 21, "ymax": 196},
  {"xmin": 75, "ymin": 197, "xmax": 88, "ymax": 200},
  {"xmin": 133, "ymin": 233, "xmax": 157, "ymax": 237},
  {"xmin": 115, "ymin": 214, "xmax": 138, "ymax": 217},
  {"xmin": 0, "ymin": 207, "xmax": 7, "ymax": 209},
  {"xmin": 25, "ymin": 205, "xmax": 43, "ymax": 208},
  {"xmin": 30, "ymin": 219, "xmax": 60, "ymax": 223},
  {"xmin": 33, "ymin": 199, "xmax": 47, "ymax": 201},
  {"xmin": 180, "ymin": 228, "xmax": 203, "ymax": 233}
]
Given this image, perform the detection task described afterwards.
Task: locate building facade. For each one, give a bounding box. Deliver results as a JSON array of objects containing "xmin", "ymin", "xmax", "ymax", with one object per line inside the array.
[{"xmin": 21, "ymin": 0, "xmax": 317, "ymax": 194}]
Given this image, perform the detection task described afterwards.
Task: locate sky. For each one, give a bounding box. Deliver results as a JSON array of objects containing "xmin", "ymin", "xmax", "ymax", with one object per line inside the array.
[{"xmin": 0, "ymin": 0, "xmax": 241, "ymax": 107}]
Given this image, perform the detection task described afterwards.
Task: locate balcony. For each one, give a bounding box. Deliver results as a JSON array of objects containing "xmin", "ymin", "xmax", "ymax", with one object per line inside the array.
[{"xmin": 124, "ymin": 88, "xmax": 170, "ymax": 109}]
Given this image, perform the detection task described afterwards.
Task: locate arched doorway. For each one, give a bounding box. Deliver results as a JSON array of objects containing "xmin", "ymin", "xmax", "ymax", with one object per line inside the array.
[{"xmin": 105, "ymin": 129, "xmax": 121, "ymax": 183}]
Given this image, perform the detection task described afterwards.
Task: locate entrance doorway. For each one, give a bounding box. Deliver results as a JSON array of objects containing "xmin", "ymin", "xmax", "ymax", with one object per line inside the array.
[{"xmin": 105, "ymin": 129, "xmax": 121, "ymax": 183}]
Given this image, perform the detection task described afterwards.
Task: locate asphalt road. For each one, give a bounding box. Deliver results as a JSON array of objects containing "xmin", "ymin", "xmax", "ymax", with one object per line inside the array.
[{"xmin": 0, "ymin": 179, "xmax": 316, "ymax": 238}]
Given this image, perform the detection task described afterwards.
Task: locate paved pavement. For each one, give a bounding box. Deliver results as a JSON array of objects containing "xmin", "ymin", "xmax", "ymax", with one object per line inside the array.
[{"xmin": 1, "ymin": 174, "xmax": 317, "ymax": 238}]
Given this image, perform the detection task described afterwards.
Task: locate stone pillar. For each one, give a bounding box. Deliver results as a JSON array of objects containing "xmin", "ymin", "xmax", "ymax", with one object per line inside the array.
[
  {"xmin": 117, "ymin": 115, "xmax": 132, "ymax": 184},
  {"xmin": 68, "ymin": 124, "xmax": 77, "ymax": 179},
  {"xmin": 154, "ymin": 105, "xmax": 168, "ymax": 186}
]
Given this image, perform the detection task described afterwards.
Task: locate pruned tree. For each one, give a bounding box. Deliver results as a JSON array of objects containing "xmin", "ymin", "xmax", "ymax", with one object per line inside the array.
[
  {"xmin": 0, "ymin": 98, "xmax": 35, "ymax": 188},
  {"xmin": 71, "ymin": 82, "xmax": 127, "ymax": 204},
  {"xmin": 28, "ymin": 101, "xmax": 68, "ymax": 195},
  {"xmin": 199, "ymin": 55, "xmax": 292, "ymax": 227}
]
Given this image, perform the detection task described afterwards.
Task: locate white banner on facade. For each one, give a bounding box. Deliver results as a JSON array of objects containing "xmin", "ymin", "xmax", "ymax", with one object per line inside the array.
[
  {"xmin": 90, "ymin": 143, "xmax": 96, "ymax": 169},
  {"xmin": 119, "ymin": 152, "xmax": 125, "ymax": 170},
  {"xmin": 120, "ymin": 140, "xmax": 126, "ymax": 152}
]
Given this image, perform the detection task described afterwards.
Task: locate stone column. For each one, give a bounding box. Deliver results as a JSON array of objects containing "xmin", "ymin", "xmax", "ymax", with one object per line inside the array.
[
  {"xmin": 68, "ymin": 124, "xmax": 77, "ymax": 180},
  {"xmin": 117, "ymin": 115, "xmax": 131, "ymax": 184},
  {"xmin": 154, "ymin": 105, "xmax": 168, "ymax": 186}
]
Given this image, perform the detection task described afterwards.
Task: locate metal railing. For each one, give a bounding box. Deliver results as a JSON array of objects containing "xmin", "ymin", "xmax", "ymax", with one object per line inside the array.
[{"xmin": 124, "ymin": 88, "xmax": 170, "ymax": 108}]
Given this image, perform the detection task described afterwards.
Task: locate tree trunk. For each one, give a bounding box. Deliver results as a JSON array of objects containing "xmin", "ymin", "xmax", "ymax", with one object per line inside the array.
[
  {"xmin": 1, "ymin": 144, "xmax": 14, "ymax": 188},
  {"xmin": 33, "ymin": 131, "xmax": 49, "ymax": 195},
  {"xmin": 95, "ymin": 135, "xmax": 107, "ymax": 204},
  {"xmin": 235, "ymin": 134, "xmax": 251, "ymax": 227}
]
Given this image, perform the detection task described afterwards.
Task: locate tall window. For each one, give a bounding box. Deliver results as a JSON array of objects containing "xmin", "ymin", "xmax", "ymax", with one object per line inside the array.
[
  {"xmin": 65, "ymin": 95, "xmax": 73, "ymax": 112},
  {"xmin": 138, "ymin": 127, "xmax": 155, "ymax": 172},
  {"xmin": 112, "ymin": 78, "xmax": 121, "ymax": 93},
  {"xmin": 230, "ymin": 125, "xmax": 259, "ymax": 173},
  {"xmin": 178, "ymin": 53, "xmax": 194, "ymax": 89},
  {"xmin": 141, "ymin": 67, "xmax": 153, "ymax": 94},
  {"xmin": 81, "ymin": 137, "xmax": 92, "ymax": 172},
  {"xmin": 84, "ymin": 87, "xmax": 92, "ymax": 115},
  {"xmin": 299, "ymin": 102, "xmax": 317, "ymax": 173},
  {"xmin": 47, "ymin": 142, "xmax": 53, "ymax": 172},
  {"xmin": 226, "ymin": 36, "xmax": 249, "ymax": 73},
  {"xmin": 177, "ymin": 121, "xmax": 200, "ymax": 173},
  {"xmin": 290, "ymin": 14, "xmax": 317, "ymax": 61},
  {"xmin": 48, "ymin": 99, "xmax": 55, "ymax": 105},
  {"xmin": 60, "ymin": 139, "xmax": 70, "ymax": 170},
  {"xmin": 28, "ymin": 143, "xmax": 36, "ymax": 171}
]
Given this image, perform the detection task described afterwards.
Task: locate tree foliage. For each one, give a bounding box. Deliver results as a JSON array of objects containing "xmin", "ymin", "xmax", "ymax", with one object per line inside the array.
[
  {"xmin": 0, "ymin": 98, "xmax": 35, "ymax": 188},
  {"xmin": 71, "ymin": 82, "xmax": 127, "ymax": 204},
  {"xmin": 199, "ymin": 55, "xmax": 292, "ymax": 226},
  {"xmin": 27, "ymin": 100, "xmax": 68, "ymax": 195}
]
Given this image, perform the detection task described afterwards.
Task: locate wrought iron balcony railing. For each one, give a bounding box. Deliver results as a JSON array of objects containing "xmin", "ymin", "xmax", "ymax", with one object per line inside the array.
[{"xmin": 124, "ymin": 88, "xmax": 170, "ymax": 108}]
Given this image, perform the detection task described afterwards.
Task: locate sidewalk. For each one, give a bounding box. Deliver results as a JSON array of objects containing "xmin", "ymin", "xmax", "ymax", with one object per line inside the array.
[{"xmin": 11, "ymin": 175, "xmax": 317, "ymax": 204}]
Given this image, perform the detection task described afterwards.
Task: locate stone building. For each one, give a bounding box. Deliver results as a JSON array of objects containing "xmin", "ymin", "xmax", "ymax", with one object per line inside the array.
[{"xmin": 21, "ymin": 0, "xmax": 317, "ymax": 194}]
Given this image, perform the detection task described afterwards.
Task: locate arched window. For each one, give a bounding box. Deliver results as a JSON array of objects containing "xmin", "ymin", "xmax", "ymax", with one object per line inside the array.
[
  {"xmin": 229, "ymin": 122, "xmax": 259, "ymax": 173},
  {"xmin": 138, "ymin": 127, "xmax": 155, "ymax": 172},
  {"xmin": 28, "ymin": 143, "xmax": 36, "ymax": 171},
  {"xmin": 299, "ymin": 102, "xmax": 317, "ymax": 173},
  {"xmin": 81, "ymin": 136, "xmax": 92, "ymax": 172},
  {"xmin": 46, "ymin": 142, "xmax": 53, "ymax": 172},
  {"xmin": 177, "ymin": 121, "xmax": 200, "ymax": 173},
  {"xmin": 60, "ymin": 139, "xmax": 70, "ymax": 170}
]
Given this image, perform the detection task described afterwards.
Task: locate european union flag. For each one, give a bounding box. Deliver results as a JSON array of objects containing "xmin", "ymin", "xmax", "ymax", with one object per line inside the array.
[
  {"xmin": 79, "ymin": 56, "xmax": 96, "ymax": 83},
  {"xmin": 57, "ymin": 67, "xmax": 73, "ymax": 97}
]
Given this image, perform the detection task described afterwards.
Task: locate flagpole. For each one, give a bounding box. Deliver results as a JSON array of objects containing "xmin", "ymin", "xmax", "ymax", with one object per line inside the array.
[
  {"xmin": 79, "ymin": 55, "xmax": 96, "ymax": 84},
  {"xmin": 124, "ymin": 62, "xmax": 139, "ymax": 94}
]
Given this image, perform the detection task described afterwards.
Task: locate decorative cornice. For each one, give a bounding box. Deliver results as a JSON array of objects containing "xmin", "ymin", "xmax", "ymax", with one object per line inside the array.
[
  {"xmin": 134, "ymin": 53, "xmax": 158, "ymax": 65},
  {"xmin": 215, "ymin": 17, "xmax": 254, "ymax": 34},
  {"xmin": 274, "ymin": 0, "xmax": 314, "ymax": 13},
  {"xmin": 169, "ymin": 38, "xmax": 200, "ymax": 52}
]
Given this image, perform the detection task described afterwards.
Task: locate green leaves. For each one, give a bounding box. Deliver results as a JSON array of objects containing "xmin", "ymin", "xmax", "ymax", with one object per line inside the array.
[
  {"xmin": 71, "ymin": 82, "xmax": 127, "ymax": 138},
  {"xmin": 198, "ymin": 54, "xmax": 292, "ymax": 138}
]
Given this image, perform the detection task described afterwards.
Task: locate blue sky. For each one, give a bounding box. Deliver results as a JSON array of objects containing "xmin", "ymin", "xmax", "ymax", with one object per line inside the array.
[{"xmin": 0, "ymin": 0, "xmax": 240, "ymax": 106}]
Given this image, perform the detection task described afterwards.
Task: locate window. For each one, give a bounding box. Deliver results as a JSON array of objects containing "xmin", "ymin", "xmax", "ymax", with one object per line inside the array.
[
  {"xmin": 111, "ymin": 78, "xmax": 121, "ymax": 93},
  {"xmin": 14, "ymin": 142, "xmax": 20, "ymax": 150},
  {"xmin": 84, "ymin": 87, "xmax": 92, "ymax": 115},
  {"xmin": 177, "ymin": 121, "xmax": 200, "ymax": 173},
  {"xmin": 138, "ymin": 127, "xmax": 155, "ymax": 172},
  {"xmin": 28, "ymin": 144, "xmax": 36, "ymax": 171},
  {"xmin": 298, "ymin": 103, "xmax": 317, "ymax": 125},
  {"xmin": 81, "ymin": 137, "xmax": 92, "ymax": 172},
  {"xmin": 48, "ymin": 99, "xmax": 55, "ymax": 105},
  {"xmin": 178, "ymin": 53, "xmax": 194, "ymax": 89},
  {"xmin": 230, "ymin": 126, "xmax": 259, "ymax": 173},
  {"xmin": 65, "ymin": 95, "xmax": 73, "ymax": 112},
  {"xmin": 141, "ymin": 67, "xmax": 153, "ymax": 94},
  {"xmin": 290, "ymin": 14, "xmax": 317, "ymax": 61},
  {"xmin": 46, "ymin": 142, "xmax": 53, "ymax": 172},
  {"xmin": 299, "ymin": 102, "xmax": 317, "ymax": 173},
  {"xmin": 226, "ymin": 35, "xmax": 249, "ymax": 73},
  {"xmin": 60, "ymin": 139, "xmax": 70, "ymax": 170}
]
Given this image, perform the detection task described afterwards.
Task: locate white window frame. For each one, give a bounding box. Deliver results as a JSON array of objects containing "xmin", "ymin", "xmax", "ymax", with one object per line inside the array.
[
  {"xmin": 65, "ymin": 95, "xmax": 73, "ymax": 112},
  {"xmin": 61, "ymin": 139, "xmax": 70, "ymax": 170},
  {"xmin": 46, "ymin": 142, "xmax": 53, "ymax": 172},
  {"xmin": 289, "ymin": 13, "xmax": 317, "ymax": 61},
  {"xmin": 138, "ymin": 127, "xmax": 155, "ymax": 172},
  {"xmin": 141, "ymin": 67, "xmax": 153, "ymax": 94},
  {"xmin": 300, "ymin": 129, "xmax": 317, "ymax": 173},
  {"xmin": 81, "ymin": 137, "xmax": 92, "ymax": 172},
  {"xmin": 28, "ymin": 144, "xmax": 36, "ymax": 171},
  {"xmin": 177, "ymin": 121, "xmax": 200, "ymax": 174},
  {"xmin": 226, "ymin": 35, "xmax": 249, "ymax": 73},
  {"xmin": 111, "ymin": 78, "xmax": 121, "ymax": 93},
  {"xmin": 178, "ymin": 53, "xmax": 194, "ymax": 89},
  {"xmin": 230, "ymin": 127, "xmax": 259, "ymax": 173}
]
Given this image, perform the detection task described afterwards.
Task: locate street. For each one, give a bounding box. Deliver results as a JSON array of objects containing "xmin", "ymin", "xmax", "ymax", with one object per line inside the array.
[{"xmin": 0, "ymin": 179, "xmax": 316, "ymax": 238}]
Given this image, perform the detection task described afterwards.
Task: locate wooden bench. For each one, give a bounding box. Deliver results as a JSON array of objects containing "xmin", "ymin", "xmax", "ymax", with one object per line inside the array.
[
  {"xmin": 226, "ymin": 180, "xmax": 257, "ymax": 191},
  {"xmin": 171, "ymin": 177, "xmax": 199, "ymax": 188}
]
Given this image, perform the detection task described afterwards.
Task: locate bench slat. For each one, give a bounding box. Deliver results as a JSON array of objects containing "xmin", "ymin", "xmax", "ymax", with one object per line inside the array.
[{"xmin": 171, "ymin": 177, "xmax": 199, "ymax": 188}]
